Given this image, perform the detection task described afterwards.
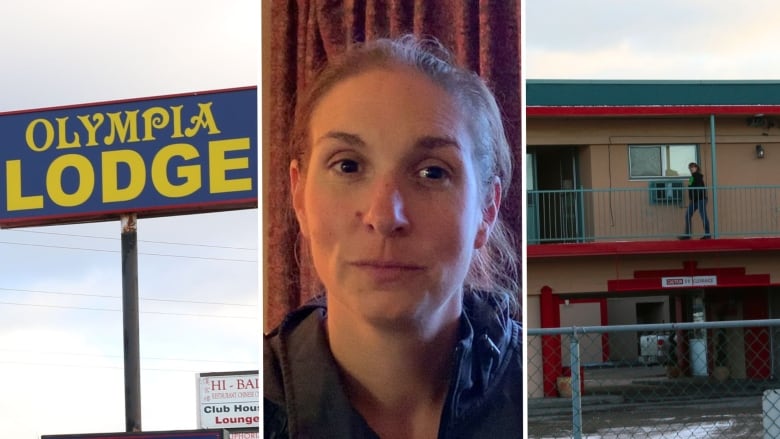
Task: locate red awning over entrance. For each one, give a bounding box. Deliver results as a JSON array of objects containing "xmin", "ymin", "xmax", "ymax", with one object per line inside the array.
[{"xmin": 607, "ymin": 261, "xmax": 771, "ymax": 292}]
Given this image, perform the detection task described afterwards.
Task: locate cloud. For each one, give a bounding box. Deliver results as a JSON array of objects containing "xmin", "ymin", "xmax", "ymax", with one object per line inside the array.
[
  {"xmin": 526, "ymin": 0, "xmax": 780, "ymax": 79},
  {"xmin": 0, "ymin": 329, "xmax": 125, "ymax": 437},
  {"xmin": 0, "ymin": 0, "xmax": 258, "ymax": 112}
]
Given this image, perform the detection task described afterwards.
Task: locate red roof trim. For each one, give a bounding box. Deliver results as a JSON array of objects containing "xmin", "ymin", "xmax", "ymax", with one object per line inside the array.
[
  {"xmin": 527, "ymin": 237, "xmax": 780, "ymax": 259},
  {"xmin": 527, "ymin": 105, "xmax": 780, "ymax": 117}
]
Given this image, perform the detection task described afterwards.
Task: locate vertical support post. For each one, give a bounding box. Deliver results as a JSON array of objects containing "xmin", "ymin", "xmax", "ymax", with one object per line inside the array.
[
  {"xmin": 121, "ymin": 214, "xmax": 142, "ymax": 432},
  {"xmin": 540, "ymin": 286, "xmax": 562, "ymax": 397},
  {"xmin": 570, "ymin": 330, "xmax": 583, "ymax": 439},
  {"xmin": 576, "ymin": 185, "xmax": 585, "ymax": 243},
  {"xmin": 709, "ymin": 114, "xmax": 719, "ymax": 237}
]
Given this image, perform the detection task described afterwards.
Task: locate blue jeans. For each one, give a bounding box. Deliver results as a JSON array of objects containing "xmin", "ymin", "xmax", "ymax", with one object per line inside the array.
[{"xmin": 685, "ymin": 199, "xmax": 710, "ymax": 236}]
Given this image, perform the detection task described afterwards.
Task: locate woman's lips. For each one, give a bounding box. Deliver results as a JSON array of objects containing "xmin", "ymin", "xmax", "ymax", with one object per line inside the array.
[{"xmin": 350, "ymin": 260, "xmax": 425, "ymax": 283}]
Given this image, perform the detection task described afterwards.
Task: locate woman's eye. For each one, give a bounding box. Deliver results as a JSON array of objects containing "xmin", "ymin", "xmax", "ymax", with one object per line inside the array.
[
  {"xmin": 418, "ymin": 166, "xmax": 449, "ymax": 180},
  {"xmin": 334, "ymin": 159, "xmax": 360, "ymax": 174}
]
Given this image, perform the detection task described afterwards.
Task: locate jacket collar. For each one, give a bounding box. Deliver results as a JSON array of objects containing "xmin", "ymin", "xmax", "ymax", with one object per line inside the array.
[
  {"xmin": 443, "ymin": 292, "xmax": 517, "ymax": 426},
  {"xmin": 275, "ymin": 299, "xmax": 377, "ymax": 437}
]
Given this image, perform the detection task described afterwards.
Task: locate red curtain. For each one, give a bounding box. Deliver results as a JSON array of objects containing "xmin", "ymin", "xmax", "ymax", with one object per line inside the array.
[{"xmin": 266, "ymin": 0, "xmax": 521, "ymax": 331}]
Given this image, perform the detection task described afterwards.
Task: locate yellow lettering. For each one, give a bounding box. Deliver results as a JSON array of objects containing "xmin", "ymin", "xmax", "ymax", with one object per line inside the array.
[
  {"xmin": 170, "ymin": 105, "xmax": 184, "ymax": 138},
  {"xmin": 76, "ymin": 114, "xmax": 106, "ymax": 146},
  {"xmin": 25, "ymin": 118, "xmax": 55, "ymax": 152},
  {"xmin": 141, "ymin": 106, "xmax": 169, "ymax": 141},
  {"xmin": 5, "ymin": 160, "xmax": 44, "ymax": 211},
  {"xmin": 55, "ymin": 117, "xmax": 81, "ymax": 149},
  {"xmin": 102, "ymin": 150, "xmax": 146, "ymax": 203},
  {"xmin": 47, "ymin": 154, "xmax": 94, "ymax": 207},
  {"xmin": 104, "ymin": 111, "xmax": 140, "ymax": 145},
  {"xmin": 152, "ymin": 143, "xmax": 201, "ymax": 197},
  {"xmin": 184, "ymin": 102, "xmax": 221, "ymax": 137},
  {"xmin": 208, "ymin": 138, "xmax": 251, "ymax": 193}
]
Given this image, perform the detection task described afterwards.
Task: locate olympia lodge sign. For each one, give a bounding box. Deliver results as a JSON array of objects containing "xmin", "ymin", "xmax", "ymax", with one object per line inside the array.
[{"xmin": 0, "ymin": 87, "xmax": 257, "ymax": 228}]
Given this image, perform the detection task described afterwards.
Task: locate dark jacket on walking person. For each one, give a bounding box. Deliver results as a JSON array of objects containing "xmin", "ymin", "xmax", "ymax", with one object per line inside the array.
[
  {"xmin": 680, "ymin": 162, "xmax": 711, "ymax": 239},
  {"xmin": 687, "ymin": 165, "xmax": 707, "ymax": 203}
]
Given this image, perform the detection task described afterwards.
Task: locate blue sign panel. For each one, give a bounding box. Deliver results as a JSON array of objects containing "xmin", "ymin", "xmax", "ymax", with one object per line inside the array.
[{"xmin": 0, "ymin": 87, "xmax": 257, "ymax": 228}]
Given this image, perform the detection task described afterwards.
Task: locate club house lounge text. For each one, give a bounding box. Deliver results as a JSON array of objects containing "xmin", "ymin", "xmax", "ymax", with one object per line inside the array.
[
  {"xmin": 5, "ymin": 101, "xmax": 252, "ymax": 212},
  {"xmin": 204, "ymin": 403, "xmax": 259, "ymax": 426}
]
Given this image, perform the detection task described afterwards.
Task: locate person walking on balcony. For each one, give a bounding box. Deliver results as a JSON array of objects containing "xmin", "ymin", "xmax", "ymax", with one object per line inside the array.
[{"xmin": 679, "ymin": 162, "xmax": 711, "ymax": 240}]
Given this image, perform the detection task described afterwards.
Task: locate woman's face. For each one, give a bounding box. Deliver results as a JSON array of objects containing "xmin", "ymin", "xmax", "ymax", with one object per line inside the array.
[{"xmin": 291, "ymin": 66, "xmax": 498, "ymax": 330}]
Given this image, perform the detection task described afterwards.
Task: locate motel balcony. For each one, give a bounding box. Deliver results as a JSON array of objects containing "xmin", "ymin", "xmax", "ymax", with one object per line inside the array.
[{"xmin": 527, "ymin": 185, "xmax": 780, "ymax": 245}]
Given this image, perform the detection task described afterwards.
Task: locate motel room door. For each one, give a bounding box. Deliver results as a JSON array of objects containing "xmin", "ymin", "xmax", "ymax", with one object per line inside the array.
[{"xmin": 527, "ymin": 146, "xmax": 581, "ymax": 243}]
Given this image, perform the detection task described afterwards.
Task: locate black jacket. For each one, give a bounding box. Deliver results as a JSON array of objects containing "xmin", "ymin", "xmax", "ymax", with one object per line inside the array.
[
  {"xmin": 264, "ymin": 293, "xmax": 523, "ymax": 438},
  {"xmin": 688, "ymin": 170, "xmax": 707, "ymax": 202}
]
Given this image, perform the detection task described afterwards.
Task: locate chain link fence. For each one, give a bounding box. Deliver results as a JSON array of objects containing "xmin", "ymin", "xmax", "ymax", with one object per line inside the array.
[{"xmin": 528, "ymin": 320, "xmax": 780, "ymax": 438}]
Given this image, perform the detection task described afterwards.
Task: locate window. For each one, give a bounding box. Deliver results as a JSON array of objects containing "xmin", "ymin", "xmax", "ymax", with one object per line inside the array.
[
  {"xmin": 628, "ymin": 144, "xmax": 697, "ymax": 179},
  {"xmin": 648, "ymin": 180, "xmax": 684, "ymax": 205}
]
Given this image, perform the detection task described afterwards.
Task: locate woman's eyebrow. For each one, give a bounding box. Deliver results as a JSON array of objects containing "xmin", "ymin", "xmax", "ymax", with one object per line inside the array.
[
  {"xmin": 314, "ymin": 132, "xmax": 460, "ymax": 151},
  {"xmin": 415, "ymin": 135, "xmax": 461, "ymax": 151},
  {"xmin": 314, "ymin": 131, "xmax": 365, "ymax": 148}
]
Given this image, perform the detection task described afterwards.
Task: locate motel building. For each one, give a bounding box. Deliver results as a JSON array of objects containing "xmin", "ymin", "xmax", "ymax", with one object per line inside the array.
[{"xmin": 525, "ymin": 80, "xmax": 780, "ymax": 397}]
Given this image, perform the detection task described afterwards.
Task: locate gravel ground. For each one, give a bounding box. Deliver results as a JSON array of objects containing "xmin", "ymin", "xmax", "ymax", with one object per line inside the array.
[
  {"xmin": 528, "ymin": 364, "xmax": 774, "ymax": 438},
  {"xmin": 529, "ymin": 395, "xmax": 764, "ymax": 438}
]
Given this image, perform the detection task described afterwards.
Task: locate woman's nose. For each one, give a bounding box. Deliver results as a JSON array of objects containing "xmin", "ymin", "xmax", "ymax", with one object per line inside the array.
[{"xmin": 361, "ymin": 179, "xmax": 410, "ymax": 236}]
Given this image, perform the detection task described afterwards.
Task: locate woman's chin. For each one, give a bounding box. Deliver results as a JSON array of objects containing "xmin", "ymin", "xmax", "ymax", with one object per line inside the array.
[
  {"xmin": 344, "ymin": 292, "xmax": 460, "ymax": 334},
  {"xmin": 360, "ymin": 300, "xmax": 426, "ymax": 329}
]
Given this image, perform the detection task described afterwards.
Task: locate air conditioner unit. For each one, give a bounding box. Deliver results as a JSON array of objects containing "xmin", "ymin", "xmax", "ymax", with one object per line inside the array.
[{"xmin": 649, "ymin": 181, "xmax": 684, "ymax": 205}]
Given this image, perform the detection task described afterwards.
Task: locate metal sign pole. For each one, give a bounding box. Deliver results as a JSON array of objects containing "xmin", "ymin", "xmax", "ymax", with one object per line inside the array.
[{"xmin": 121, "ymin": 213, "xmax": 142, "ymax": 431}]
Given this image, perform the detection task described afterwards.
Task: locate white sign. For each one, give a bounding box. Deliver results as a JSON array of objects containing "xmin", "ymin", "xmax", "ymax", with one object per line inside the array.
[
  {"xmin": 661, "ymin": 275, "xmax": 717, "ymax": 288},
  {"xmin": 198, "ymin": 372, "xmax": 259, "ymax": 429}
]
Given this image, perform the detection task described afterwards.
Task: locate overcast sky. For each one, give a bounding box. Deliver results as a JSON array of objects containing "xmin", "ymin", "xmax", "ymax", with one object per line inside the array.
[
  {"xmin": 526, "ymin": 0, "xmax": 780, "ymax": 79},
  {"xmin": 0, "ymin": 1, "xmax": 258, "ymax": 437}
]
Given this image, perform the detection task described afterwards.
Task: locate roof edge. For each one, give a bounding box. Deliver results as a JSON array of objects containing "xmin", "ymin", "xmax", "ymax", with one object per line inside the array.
[{"xmin": 527, "ymin": 237, "xmax": 780, "ymax": 259}]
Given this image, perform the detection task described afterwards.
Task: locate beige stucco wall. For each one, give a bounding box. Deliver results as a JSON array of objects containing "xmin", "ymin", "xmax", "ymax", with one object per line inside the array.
[
  {"xmin": 528, "ymin": 252, "xmax": 780, "ymax": 298},
  {"xmin": 528, "ymin": 115, "xmax": 780, "ymax": 239},
  {"xmin": 560, "ymin": 302, "xmax": 603, "ymax": 366},
  {"xmin": 528, "ymin": 115, "xmax": 780, "ymax": 187}
]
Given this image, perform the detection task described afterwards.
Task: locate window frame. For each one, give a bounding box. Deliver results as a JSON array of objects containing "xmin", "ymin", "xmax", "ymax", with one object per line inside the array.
[{"xmin": 628, "ymin": 144, "xmax": 698, "ymax": 180}]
